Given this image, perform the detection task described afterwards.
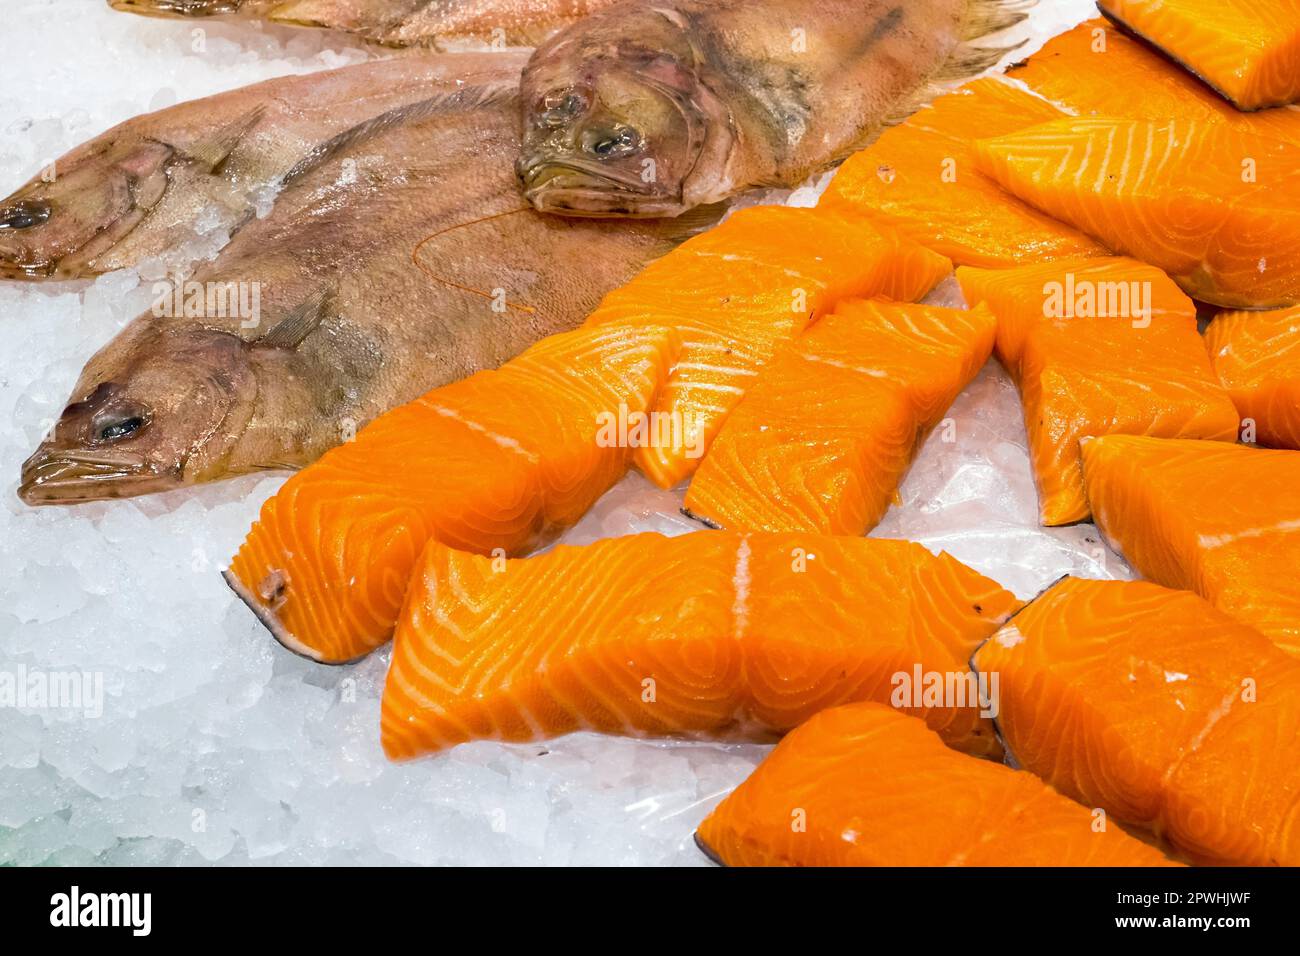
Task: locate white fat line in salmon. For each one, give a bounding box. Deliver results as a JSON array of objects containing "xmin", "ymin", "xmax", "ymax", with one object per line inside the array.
[{"xmin": 891, "ymin": 664, "xmax": 999, "ymax": 719}]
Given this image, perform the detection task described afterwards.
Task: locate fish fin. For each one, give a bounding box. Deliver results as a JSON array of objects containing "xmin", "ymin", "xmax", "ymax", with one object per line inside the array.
[
  {"xmin": 182, "ymin": 105, "xmax": 267, "ymax": 173},
  {"xmin": 256, "ymin": 289, "xmax": 332, "ymax": 350},
  {"xmin": 873, "ymin": 1, "xmax": 1030, "ymax": 132},
  {"xmin": 932, "ymin": 0, "xmax": 1033, "ymax": 88},
  {"xmin": 824, "ymin": 2, "xmax": 1030, "ymax": 164},
  {"xmin": 656, "ymin": 201, "xmax": 731, "ymax": 242},
  {"xmin": 281, "ymin": 82, "xmax": 520, "ymax": 187},
  {"xmin": 960, "ymin": 0, "xmax": 1034, "ymax": 42}
]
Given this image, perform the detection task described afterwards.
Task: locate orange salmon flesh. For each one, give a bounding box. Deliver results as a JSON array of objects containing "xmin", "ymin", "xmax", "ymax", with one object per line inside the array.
[
  {"xmin": 381, "ymin": 533, "xmax": 1020, "ymax": 760},
  {"xmin": 975, "ymin": 577, "xmax": 1300, "ymax": 866},
  {"xmin": 696, "ymin": 702, "xmax": 1179, "ymax": 866}
]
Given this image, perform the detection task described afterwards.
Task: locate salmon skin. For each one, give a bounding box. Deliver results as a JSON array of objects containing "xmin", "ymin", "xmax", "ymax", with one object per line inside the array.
[
  {"xmin": 957, "ymin": 257, "xmax": 1239, "ymax": 525},
  {"xmin": 1007, "ymin": 19, "xmax": 1300, "ymax": 146},
  {"xmin": 1097, "ymin": 0, "xmax": 1300, "ymax": 111},
  {"xmin": 226, "ymin": 323, "xmax": 680, "ymax": 664},
  {"xmin": 1081, "ymin": 435, "xmax": 1300, "ymax": 657},
  {"xmin": 820, "ymin": 78, "xmax": 1108, "ymax": 268},
  {"xmin": 695, "ymin": 702, "xmax": 1179, "ymax": 867},
  {"xmin": 1205, "ymin": 306, "xmax": 1300, "ymax": 450},
  {"xmin": 583, "ymin": 206, "xmax": 953, "ymax": 489},
  {"xmin": 382, "ymin": 533, "xmax": 1020, "ymax": 760},
  {"xmin": 973, "ymin": 117, "xmax": 1300, "ymax": 309},
  {"xmin": 682, "ymin": 300, "xmax": 996, "ymax": 535},
  {"xmin": 108, "ymin": 0, "xmax": 624, "ymax": 48},
  {"xmin": 974, "ymin": 577, "xmax": 1300, "ymax": 866},
  {"xmin": 517, "ymin": 0, "xmax": 1030, "ymax": 218}
]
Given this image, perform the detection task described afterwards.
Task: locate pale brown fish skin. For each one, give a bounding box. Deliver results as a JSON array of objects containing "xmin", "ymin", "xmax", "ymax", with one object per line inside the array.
[
  {"xmin": 18, "ymin": 84, "xmax": 702, "ymax": 505},
  {"xmin": 108, "ymin": 0, "xmax": 625, "ymax": 47},
  {"xmin": 518, "ymin": 0, "xmax": 1027, "ymax": 217},
  {"xmin": 0, "ymin": 52, "xmax": 528, "ymax": 281}
]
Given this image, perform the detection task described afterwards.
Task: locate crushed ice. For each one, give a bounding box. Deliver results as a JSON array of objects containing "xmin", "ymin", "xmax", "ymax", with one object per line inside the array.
[{"xmin": 0, "ymin": 0, "xmax": 1117, "ymax": 865}]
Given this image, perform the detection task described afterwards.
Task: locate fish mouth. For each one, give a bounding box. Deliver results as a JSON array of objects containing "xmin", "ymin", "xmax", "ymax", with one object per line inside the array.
[
  {"xmin": 0, "ymin": 258, "xmax": 59, "ymax": 281},
  {"xmin": 519, "ymin": 158, "xmax": 686, "ymax": 218},
  {"xmin": 17, "ymin": 448, "xmax": 168, "ymax": 505}
]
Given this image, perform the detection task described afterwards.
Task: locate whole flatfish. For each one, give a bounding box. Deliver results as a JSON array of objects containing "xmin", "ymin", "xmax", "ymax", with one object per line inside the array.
[
  {"xmin": 0, "ymin": 52, "xmax": 527, "ymax": 281},
  {"xmin": 517, "ymin": 0, "xmax": 1029, "ymax": 217},
  {"xmin": 107, "ymin": 0, "xmax": 623, "ymax": 48},
  {"xmin": 18, "ymin": 82, "xmax": 707, "ymax": 505}
]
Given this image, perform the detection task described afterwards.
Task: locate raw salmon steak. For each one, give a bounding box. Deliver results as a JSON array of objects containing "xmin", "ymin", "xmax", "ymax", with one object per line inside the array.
[
  {"xmin": 682, "ymin": 301, "xmax": 996, "ymax": 535},
  {"xmin": 382, "ymin": 533, "xmax": 1021, "ymax": 760},
  {"xmin": 974, "ymin": 577, "xmax": 1300, "ymax": 866},
  {"xmin": 1098, "ymin": 0, "xmax": 1300, "ymax": 111},
  {"xmin": 957, "ymin": 257, "xmax": 1239, "ymax": 525},
  {"xmin": 1008, "ymin": 19, "xmax": 1300, "ymax": 145},
  {"xmin": 583, "ymin": 206, "xmax": 952, "ymax": 489},
  {"xmin": 1081, "ymin": 435, "xmax": 1300, "ymax": 656},
  {"xmin": 974, "ymin": 118, "xmax": 1300, "ymax": 309},
  {"xmin": 820, "ymin": 78, "xmax": 1107, "ymax": 268},
  {"xmin": 695, "ymin": 702, "xmax": 1179, "ymax": 867},
  {"xmin": 226, "ymin": 324, "xmax": 680, "ymax": 664},
  {"xmin": 1205, "ymin": 305, "xmax": 1300, "ymax": 449}
]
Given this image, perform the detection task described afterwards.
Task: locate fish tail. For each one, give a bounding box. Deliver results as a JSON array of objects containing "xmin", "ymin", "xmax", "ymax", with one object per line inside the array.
[
  {"xmin": 880, "ymin": 0, "xmax": 1032, "ymax": 129},
  {"xmin": 959, "ymin": 0, "xmax": 1034, "ymax": 43},
  {"xmin": 942, "ymin": 0, "xmax": 1034, "ymax": 80}
]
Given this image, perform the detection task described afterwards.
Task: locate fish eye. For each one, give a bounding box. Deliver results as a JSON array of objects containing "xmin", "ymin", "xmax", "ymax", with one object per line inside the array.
[
  {"xmin": 588, "ymin": 126, "xmax": 643, "ymax": 158},
  {"xmin": 0, "ymin": 199, "xmax": 51, "ymax": 231},
  {"xmin": 97, "ymin": 415, "xmax": 146, "ymax": 442},
  {"xmin": 538, "ymin": 90, "xmax": 587, "ymax": 127}
]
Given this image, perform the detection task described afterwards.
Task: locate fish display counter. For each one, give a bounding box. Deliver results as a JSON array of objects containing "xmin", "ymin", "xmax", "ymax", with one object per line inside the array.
[{"xmin": 1, "ymin": 0, "xmax": 1298, "ymax": 882}]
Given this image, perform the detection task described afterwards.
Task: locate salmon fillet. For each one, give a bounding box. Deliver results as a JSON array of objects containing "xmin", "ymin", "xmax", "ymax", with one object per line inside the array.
[
  {"xmin": 583, "ymin": 206, "xmax": 953, "ymax": 488},
  {"xmin": 974, "ymin": 117, "xmax": 1300, "ymax": 309},
  {"xmin": 1098, "ymin": 0, "xmax": 1300, "ymax": 111},
  {"xmin": 974, "ymin": 577, "xmax": 1300, "ymax": 866},
  {"xmin": 696, "ymin": 702, "xmax": 1179, "ymax": 866},
  {"xmin": 1081, "ymin": 435, "xmax": 1300, "ymax": 656},
  {"xmin": 1205, "ymin": 305, "xmax": 1300, "ymax": 450},
  {"xmin": 820, "ymin": 78, "xmax": 1108, "ymax": 268},
  {"xmin": 957, "ymin": 257, "xmax": 1239, "ymax": 525},
  {"xmin": 381, "ymin": 533, "xmax": 1021, "ymax": 760},
  {"xmin": 1008, "ymin": 19, "xmax": 1300, "ymax": 145},
  {"xmin": 682, "ymin": 300, "xmax": 996, "ymax": 534},
  {"xmin": 226, "ymin": 323, "xmax": 680, "ymax": 663}
]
